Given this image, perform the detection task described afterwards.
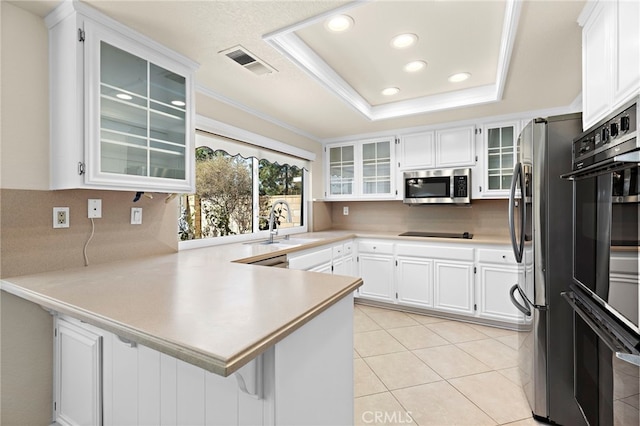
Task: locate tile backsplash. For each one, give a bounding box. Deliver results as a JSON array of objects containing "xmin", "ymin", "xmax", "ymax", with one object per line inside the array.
[{"xmin": 0, "ymin": 189, "xmax": 179, "ymax": 278}]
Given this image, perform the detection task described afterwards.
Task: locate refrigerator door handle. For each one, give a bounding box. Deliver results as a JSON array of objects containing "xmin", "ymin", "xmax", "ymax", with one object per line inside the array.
[
  {"xmin": 509, "ymin": 284, "xmax": 531, "ymax": 317},
  {"xmin": 508, "ymin": 162, "xmax": 525, "ymax": 263}
]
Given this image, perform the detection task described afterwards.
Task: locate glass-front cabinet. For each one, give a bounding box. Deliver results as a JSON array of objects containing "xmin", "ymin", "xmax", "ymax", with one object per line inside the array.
[
  {"xmin": 325, "ymin": 138, "xmax": 395, "ymax": 199},
  {"xmin": 476, "ymin": 121, "xmax": 519, "ymax": 198},
  {"xmin": 47, "ymin": 2, "xmax": 198, "ymax": 192}
]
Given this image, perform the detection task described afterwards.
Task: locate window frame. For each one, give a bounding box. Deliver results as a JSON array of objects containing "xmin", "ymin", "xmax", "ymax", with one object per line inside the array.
[{"xmin": 179, "ymin": 116, "xmax": 314, "ymax": 250}]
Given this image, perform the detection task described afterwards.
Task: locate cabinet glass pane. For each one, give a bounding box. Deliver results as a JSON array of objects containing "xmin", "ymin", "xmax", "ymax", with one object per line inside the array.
[
  {"xmin": 361, "ymin": 140, "xmax": 391, "ymax": 195},
  {"xmin": 99, "ymin": 42, "xmax": 186, "ymax": 181},
  {"xmin": 329, "ymin": 147, "xmax": 342, "ymax": 163},
  {"xmin": 486, "ymin": 125, "xmax": 516, "ymax": 192},
  {"xmin": 150, "ymin": 63, "xmax": 185, "ymax": 106},
  {"xmin": 329, "ymin": 146, "xmax": 355, "ymax": 195},
  {"xmin": 101, "ymin": 42, "xmax": 147, "ymax": 97}
]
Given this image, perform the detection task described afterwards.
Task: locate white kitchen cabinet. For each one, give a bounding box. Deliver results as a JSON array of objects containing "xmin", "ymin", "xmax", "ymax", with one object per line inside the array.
[
  {"xmin": 46, "ymin": 1, "xmax": 198, "ymax": 192},
  {"xmin": 474, "ymin": 121, "xmax": 519, "ymax": 199},
  {"xmin": 434, "ymin": 125, "xmax": 476, "ymax": 168},
  {"xmin": 333, "ymin": 240, "xmax": 355, "ymax": 276},
  {"xmin": 287, "ymin": 241, "xmax": 355, "ymax": 276},
  {"xmin": 54, "ymin": 317, "xmax": 103, "ymax": 426},
  {"xmin": 357, "ymin": 240, "xmax": 395, "ymax": 302},
  {"xmin": 397, "ymin": 126, "xmax": 475, "ymax": 171},
  {"xmin": 396, "ymin": 256, "xmax": 433, "ymax": 308},
  {"xmin": 287, "ymin": 246, "xmax": 333, "ymax": 271},
  {"xmin": 580, "ymin": 0, "xmax": 640, "ymax": 129},
  {"xmin": 476, "ymin": 248, "xmax": 525, "ymax": 324},
  {"xmin": 325, "ymin": 138, "xmax": 396, "ymax": 200},
  {"xmin": 430, "ymin": 246, "xmax": 475, "ymax": 315},
  {"xmin": 397, "ymin": 132, "xmax": 435, "ymax": 170},
  {"xmin": 433, "ymin": 260, "xmax": 475, "ymax": 315}
]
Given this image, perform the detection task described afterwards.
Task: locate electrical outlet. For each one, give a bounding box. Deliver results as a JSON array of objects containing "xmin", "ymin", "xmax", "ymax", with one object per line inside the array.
[
  {"xmin": 131, "ymin": 207, "xmax": 142, "ymax": 225},
  {"xmin": 53, "ymin": 207, "xmax": 69, "ymax": 228},
  {"xmin": 88, "ymin": 199, "xmax": 102, "ymax": 218},
  {"xmin": 343, "ymin": 206, "xmax": 349, "ymax": 216}
]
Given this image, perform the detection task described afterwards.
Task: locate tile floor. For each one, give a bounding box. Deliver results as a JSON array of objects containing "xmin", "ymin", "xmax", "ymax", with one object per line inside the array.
[{"xmin": 353, "ymin": 303, "xmax": 545, "ymax": 426}]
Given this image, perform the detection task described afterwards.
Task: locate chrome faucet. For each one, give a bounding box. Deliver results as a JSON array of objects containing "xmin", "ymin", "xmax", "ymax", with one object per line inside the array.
[{"xmin": 268, "ymin": 200, "xmax": 292, "ymax": 244}]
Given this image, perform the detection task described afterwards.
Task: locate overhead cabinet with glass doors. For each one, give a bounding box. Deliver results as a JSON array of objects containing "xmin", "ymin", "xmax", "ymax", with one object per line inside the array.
[
  {"xmin": 325, "ymin": 138, "xmax": 395, "ymax": 200},
  {"xmin": 472, "ymin": 121, "xmax": 520, "ymax": 199},
  {"xmin": 46, "ymin": 1, "xmax": 198, "ymax": 192}
]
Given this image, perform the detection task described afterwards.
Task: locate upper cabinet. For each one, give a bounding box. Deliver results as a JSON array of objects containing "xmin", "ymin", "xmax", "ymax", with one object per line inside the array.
[
  {"xmin": 325, "ymin": 138, "xmax": 395, "ymax": 200},
  {"xmin": 46, "ymin": 2, "xmax": 199, "ymax": 192},
  {"xmin": 472, "ymin": 121, "xmax": 519, "ymax": 199},
  {"xmin": 580, "ymin": 0, "xmax": 640, "ymax": 129},
  {"xmin": 397, "ymin": 125, "xmax": 475, "ymax": 171}
]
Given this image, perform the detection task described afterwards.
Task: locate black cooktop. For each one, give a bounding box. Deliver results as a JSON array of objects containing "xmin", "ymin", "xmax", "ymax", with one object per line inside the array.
[{"xmin": 399, "ymin": 231, "xmax": 473, "ymax": 239}]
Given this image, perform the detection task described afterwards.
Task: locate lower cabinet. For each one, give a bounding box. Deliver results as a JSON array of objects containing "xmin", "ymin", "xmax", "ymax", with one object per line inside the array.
[
  {"xmin": 54, "ymin": 294, "xmax": 354, "ymax": 426},
  {"xmin": 287, "ymin": 240, "xmax": 355, "ymax": 276},
  {"xmin": 357, "ymin": 240, "xmax": 395, "ymax": 302},
  {"xmin": 54, "ymin": 317, "xmax": 102, "ymax": 426},
  {"xmin": 433, "ymin": 260, "xmax": 475, "ymax": 315},
  {"xmin": 356, "ymin": 239, "xmax": 524, "ymax": 326},
  {"xmin": 396, "ymin": 256, "xmax": 433, "ymax": 308}
]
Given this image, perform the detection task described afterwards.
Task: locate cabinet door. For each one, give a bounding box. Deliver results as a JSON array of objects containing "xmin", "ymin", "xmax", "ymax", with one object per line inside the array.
[
  {"xmin": 433, "ymin": 261, "xmax": 474, "ymax": 315},
  {"xmin": 309, "ymin": 262, "xmax": 333, "ymax": 274},
  {"xmin": 361, "ymin": 139, "xmax": 394, "ymax": 197},
  {"xmin": 327, "ymin": 144, "xmax": 356, "ymax": 197},
  {"xmin": 612, "ymin": 0, "xmax": 640, "ymax": 106},
  {"xmin": 398, "ymin": 132, "xmax": 435, "ymax": 170},
  {"xmin": 84, "ymin": 20, "xmax": 193, "ymax": 192},
  {"xmin": 396, "ymin": 256, "xmax": 433, "ymax": 308},
  {"xmin": 582, "ymin": 1, "xmax": 612, "ymax": 129},
  {"xmin": 482, "ymin": 121, "xmax": 518, "ymax": 197},
  {"xmin": 358, "ymin": 254, "xmax": 395, "ymax": 302},
  {"xmin": 477, "ymin": 264, "xmax": 524, "ymax": 323},
  {"xmin": 55, "ymin": 318, "xmax": 102, "ymax": 426},
  {"xmin": 435, "ymin": 125, "xmax": 475, "ymax": 167},
  {"xmin": 104, "ymin": 336, "xmax": 162, "ymax": 426}
]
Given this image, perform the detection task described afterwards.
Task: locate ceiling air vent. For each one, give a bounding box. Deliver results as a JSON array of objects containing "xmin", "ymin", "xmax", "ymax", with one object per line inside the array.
[{"xmin": 220, "ymin": 45, "xmax": 276, "ymax": 76}]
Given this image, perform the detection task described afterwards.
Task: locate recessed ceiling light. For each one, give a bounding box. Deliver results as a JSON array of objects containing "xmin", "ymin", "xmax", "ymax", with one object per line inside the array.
[
  {"xmin": 404, "ymin": 60, "xmax": 427, "ymax": 73},
  {"xmin": 325, "ymin": 15, "xmax": 354, "ymax": 32},
  {"xmin": 381, "ymin": 87, "xmax": 400, "ymax": 96},
  {"xmin": 448, "ymin": 72, "xmax": 471, "ymax": 83},
  {"xmin": 391, "ymin": 33, "xmax": 418, "ymax": 49},
  {"xmin": 116, "ymin": 93, "xmax": 133, "ymax": 101},
  {"xmin": 171, "ymin": 100, "xmax": 186, "ymax": 107}
]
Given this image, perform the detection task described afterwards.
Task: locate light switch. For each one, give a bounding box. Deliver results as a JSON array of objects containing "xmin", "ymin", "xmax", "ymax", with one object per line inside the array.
[
  {"xmin": 343, "ymin": 206, "xmax": 349, "ymax": 215},
  {"xmin": 131, "ymin": 207, "xmax": 142, "ymax": 225}
]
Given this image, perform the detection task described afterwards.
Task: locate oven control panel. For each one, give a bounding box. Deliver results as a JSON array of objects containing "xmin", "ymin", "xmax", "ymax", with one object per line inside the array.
[{"xmin": 572, "ymin": 99, "xmax": 638, "ymax": 170}]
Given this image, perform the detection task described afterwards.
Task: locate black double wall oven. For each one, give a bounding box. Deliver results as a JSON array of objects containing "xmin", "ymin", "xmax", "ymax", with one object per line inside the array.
[{"xmin": 562, "ymin": 98, "xmax": 640, "ymax": 426}]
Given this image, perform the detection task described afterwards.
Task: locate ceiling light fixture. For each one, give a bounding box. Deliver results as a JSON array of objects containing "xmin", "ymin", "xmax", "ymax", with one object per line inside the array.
[
  {"xmin": 171, "ymin": 100, "xmax": 186, "ymax": 107},
  {"xmin": 116, "ymin": 93, "xmax": 133, "ymax": 101},
  {"xmin": 381, "ymin": 87, "xmax": 400, "ymax": 96},
  {"xmin": 448, "ymin": 72, "xmax": 471, "ymax": 83},
  {"xmin": 325, "ymin": 15, "xmax": 354, "ymax": 32},
  {"xmin": 404, "ymin": 60, "xmax": 427, "ymax": 73},
  {"xmin": 391, "ymin": 33, "xmax": 418, "ymax": 49}
]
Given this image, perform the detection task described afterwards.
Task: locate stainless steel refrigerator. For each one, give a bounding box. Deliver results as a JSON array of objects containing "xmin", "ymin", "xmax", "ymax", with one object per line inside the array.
[{"xmin": 508, "ymin": 113, "xmax": 585, "ymax": 425}]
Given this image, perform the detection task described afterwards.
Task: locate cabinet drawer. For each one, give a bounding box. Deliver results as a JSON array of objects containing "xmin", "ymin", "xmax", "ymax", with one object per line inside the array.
[
  {"xmin": 478, "ymin": 248, "xmax": 516, "ymax": 264},
  {"xmin": 288, "ymin": 247, "xmax": 332, "ymax": 270},
  {"xmin": 358, "ymin": 241, "xmax": 394, "ymax": 255},
  {"xmin": 344, "ymin": 241, "xmax": 354, "ymax": 255},
  {"xmin": 396, "ymin": 244, "xmax": 474, "ymax": 261}
]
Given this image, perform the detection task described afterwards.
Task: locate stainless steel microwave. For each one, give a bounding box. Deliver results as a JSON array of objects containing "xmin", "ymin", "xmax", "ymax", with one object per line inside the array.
[{"xmin": 403, "ymin": 168, "xmax": 471, "ymax": 205}]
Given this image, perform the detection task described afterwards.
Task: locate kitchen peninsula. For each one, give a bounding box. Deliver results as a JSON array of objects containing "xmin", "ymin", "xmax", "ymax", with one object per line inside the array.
[{"xmin": 1, "ymin": 236, "xmax": 362, "ymax": 425}]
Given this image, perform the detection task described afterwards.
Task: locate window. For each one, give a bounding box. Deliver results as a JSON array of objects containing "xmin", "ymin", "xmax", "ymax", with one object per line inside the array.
[{"xmin": 179, "ymin": 130, "xmax": 309, "ymax": 249}]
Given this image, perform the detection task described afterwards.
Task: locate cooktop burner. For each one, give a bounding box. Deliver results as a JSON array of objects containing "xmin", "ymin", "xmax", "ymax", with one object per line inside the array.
[{"xmin": 399, "ymin": 231, "xmax": 473, "ymax": 239}]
